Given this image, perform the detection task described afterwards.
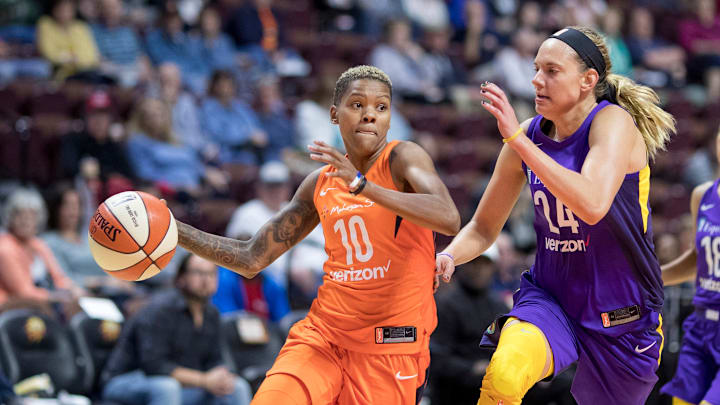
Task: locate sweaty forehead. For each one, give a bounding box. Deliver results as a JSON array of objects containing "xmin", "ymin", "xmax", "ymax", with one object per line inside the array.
[
  {"xmin": 535, "ymin": 38, "xmax": 578, "ymax": 66},
  {"xmin": 342, "ymin": 79, "xmax": 391, "ymax": 100}
]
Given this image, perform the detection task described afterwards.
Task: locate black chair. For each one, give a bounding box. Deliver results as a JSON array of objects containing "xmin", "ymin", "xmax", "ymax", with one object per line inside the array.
[
  {"xmin": 69, "ymin": 313, "xmax": 123, "ymax": 398},
  {"xmin": 0, "ymin": 309, "xmax": 92, "ymax": 396},
  {"xmin": 220, "ymin": 311, "xmax": 284, "ymax": 392},
  {"xmin": 278, "ymin": 309, "xmax": 308, "ymax": 338}
]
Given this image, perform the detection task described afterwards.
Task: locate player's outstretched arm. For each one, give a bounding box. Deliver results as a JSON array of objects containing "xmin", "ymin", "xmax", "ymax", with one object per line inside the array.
[
  {"xmin": 309, "ymin": 140, "xmax": 460, "ymax": 235},
  {"xmin": 177, "ymin": 170, "xmax": 321, "ymax": 278},
  {"xmin": 435, "ymin": 132, "xmax": 528, "ymax": 283},
  {"xmin": 662, "ymin": 181, "xmax": 710, "ymax": 285}
]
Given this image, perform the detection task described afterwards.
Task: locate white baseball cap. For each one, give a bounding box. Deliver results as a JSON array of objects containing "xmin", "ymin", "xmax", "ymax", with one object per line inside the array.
[{"xmin": 259, "ymin": 161, "xmax": 290, "ymax": 184}]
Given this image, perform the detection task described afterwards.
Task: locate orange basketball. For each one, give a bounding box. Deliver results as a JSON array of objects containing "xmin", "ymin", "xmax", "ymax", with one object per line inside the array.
[{"xmin": 88, "ymin": 191, "xmax": 178, "ymax": 281}]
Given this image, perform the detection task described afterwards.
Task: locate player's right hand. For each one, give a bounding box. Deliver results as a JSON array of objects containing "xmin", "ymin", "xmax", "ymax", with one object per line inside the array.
[{"xmin": 435, "ymin": 253, "xmax": 456, "ymax": 291}]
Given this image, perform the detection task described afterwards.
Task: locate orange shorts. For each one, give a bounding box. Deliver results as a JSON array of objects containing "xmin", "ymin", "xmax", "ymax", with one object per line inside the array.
[{"xmin": 262, "ymin": 317, "xmax": 430, "ymax": 405}]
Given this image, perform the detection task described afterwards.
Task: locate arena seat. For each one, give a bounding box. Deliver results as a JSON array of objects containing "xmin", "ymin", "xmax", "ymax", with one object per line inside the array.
[
  {"xmin": 220, "ymin": 311, "xmax": 284, "ymax": 392},
  {"xmin": 0, "ymin": 309, "xmax": 92, "ymax": 396},
  {"xmin": 69, "ymin": 313, "xmax": 123, "ymax": 398}
]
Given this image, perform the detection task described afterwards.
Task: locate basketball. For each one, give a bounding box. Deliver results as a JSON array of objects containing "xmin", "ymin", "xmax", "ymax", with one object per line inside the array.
[{"xmin": 88, "ymin": 191, "xmax": 178, "ymax": 281}]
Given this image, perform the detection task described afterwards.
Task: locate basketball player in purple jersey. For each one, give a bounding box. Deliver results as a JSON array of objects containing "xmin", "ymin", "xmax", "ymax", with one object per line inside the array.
[
  {"xmin": 434, "ymin": 27, "xmax": 676, "ymax": 405},
  {"xmin": 659, "ymin": 126, "xmax": 720, "ymax": 405}
]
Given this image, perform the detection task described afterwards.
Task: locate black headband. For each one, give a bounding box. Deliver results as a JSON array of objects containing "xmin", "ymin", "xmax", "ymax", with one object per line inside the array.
[{"xmin": 550, "ymin": 28, "xmax": 606, "ymax": 78}]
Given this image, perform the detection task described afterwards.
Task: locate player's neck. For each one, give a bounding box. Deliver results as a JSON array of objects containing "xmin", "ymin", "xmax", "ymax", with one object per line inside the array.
[
  {"xmin": 347, "ymin": 142, "xmax": 387, "ymax": 174},
  {"xmin": 550, "ymin": 97, "xmax": 598, "ymax": 141}
]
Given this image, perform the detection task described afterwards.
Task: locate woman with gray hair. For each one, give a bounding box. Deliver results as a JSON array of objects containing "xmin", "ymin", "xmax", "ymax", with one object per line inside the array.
[{"xmin": 0, "ymin": 187, "xmax": 80, "ymax": 307}]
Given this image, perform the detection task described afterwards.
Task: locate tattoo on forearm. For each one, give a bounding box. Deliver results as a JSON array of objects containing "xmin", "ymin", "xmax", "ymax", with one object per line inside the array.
[
  {"xmin": 177, "ymin": 198, "xmax": 318, "ymax": 275},
  {"xmin": 272, "ymin": 199, "xmax": 315, "ymax": 248},
  {"xmin": 177, "ymin": 222, "xmax": 254, "ymax": 269}
]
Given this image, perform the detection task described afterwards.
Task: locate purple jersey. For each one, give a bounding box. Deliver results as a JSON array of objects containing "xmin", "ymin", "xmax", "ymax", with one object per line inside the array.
[
  {"xmin": 693, "ymin": 179, "xmax": 720, "ymax": 310},
  {"xmin": 523, "ymin": 100, "xmax": 663, "ymax": 337}
]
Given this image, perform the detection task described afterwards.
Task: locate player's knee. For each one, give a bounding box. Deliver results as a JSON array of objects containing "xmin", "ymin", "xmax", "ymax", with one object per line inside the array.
[{"xmin": 484, "ymin": 343, "xmax": 536, "ymax": 399}]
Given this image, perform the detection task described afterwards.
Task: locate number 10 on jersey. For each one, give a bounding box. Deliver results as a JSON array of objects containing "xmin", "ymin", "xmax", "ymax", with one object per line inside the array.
[{"xmin": 333, "ymin": 215, "xmax": 374, "ymax": 265}]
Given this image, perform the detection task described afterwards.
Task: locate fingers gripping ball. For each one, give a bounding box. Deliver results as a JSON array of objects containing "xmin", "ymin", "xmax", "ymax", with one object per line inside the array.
[{"xmin": 88, "ymin": 191, "xmax": 178, "ymax": 281}]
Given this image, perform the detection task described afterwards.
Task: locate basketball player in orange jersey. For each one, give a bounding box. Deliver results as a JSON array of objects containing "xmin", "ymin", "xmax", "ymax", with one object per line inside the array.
[{"xmin": 173, "ymin": 65, "xmax": 461, "ymax": 405}]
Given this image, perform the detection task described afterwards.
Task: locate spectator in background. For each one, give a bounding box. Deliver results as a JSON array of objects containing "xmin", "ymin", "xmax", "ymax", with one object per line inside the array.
[
  {"xmin": 459, "ymin": 0, "xmax": 501, "ymax": 71},
  {"xmin": 679, "ymin": 0, "xmax": 720, "ymax": 102},
  {"xmin": 492, "ymin": 28, "xmax": 540, "ymax": 101},
  {"xmin": 126, "ymin": 98, "xmax": 228, "ymax": 194},
  {"xmin": 563, "ymin": 0, "xmax": 606, "ymax": 27},
  {"xmin": 101, "ymin": 254, "xmax": 252, "ymax": 405},
  {"xmin": 225, "ymin": 0, "xmax": 308, "ymax": 77},
  {"xmin": 422, "ymin": 26, "xmax": 467, "ymax": 96},
  {"xmin": 36, "ymin": 0, "xmax": 100, "ymax": 81},
  {"xmin": 402, "ymin": 0, "xmax": 450, "ymax": 31},
  {"xmin": 212, "ymin": 265, "xmax": 290, "ymax": 322},
  {"xmin": 201, "ymin": 70, "xmax": 267, "ymax": 165},
  {"xmin": 370, "ymin": 19, "xmax": 444, "ymax": 103},
  {"xmin": 60, "ymin": 90, "xmax": 135, "ymax": 196},
  {"xmin": 355, "ymin": 0, "xmax": 406, "ymax": 38},
  {"xmin": 254, "ymin": 76, "xmax": 296, "ymax": 163},
  {"xmin": 41, "ymin": 183, "xmax": 137, "ymax": 298},
  {"xmin": 149, "ymin": 63, "xmax": 212, "ymax": 161},
  {"xmin": 226, "ymin": 0, "xmax": 280, "ymax": 50},
  {"xmin": 430, "ymin": 246, "xmax": 508, "ymax": 404},
  {"xmin": 626, "ymin": 7, "xmax": 686, "ymax": 88},
  {"xmin": 517, "ymin": 1, "xmax": 544, "ymax": 34},
  {"xmin": 194, "ymin": 5, "xmax": 237, "ymax": 71},
  {"xmin": 0, "ymin": 188, "xmax": 82, "ymax": 307},
  {"xmin": 92, "ymin": 0, "xmax": 152, "ymax": 87},
  {"xmin": 145, "ymin": 8, "xmax": 209, "ymax": 94},
  {"xmin": 600, "ymin": 7, "xmax": 632, "ymax": 78}
]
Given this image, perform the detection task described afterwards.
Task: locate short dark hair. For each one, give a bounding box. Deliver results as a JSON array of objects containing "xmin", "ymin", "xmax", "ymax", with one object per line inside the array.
[
  {"xmin": 332, "ymin": 65, "xmax": 392, "ymax": 106},
  {"xmin": 207, "ymin": 69, "xmax": 236, "ymax": 97},
  {"xmin": 174, "ymin": 253, "xmax": 193, "ymax": 285},
  {"xmin": 44, "ymin": 182, "xmax": 77, "ymax": 231}
]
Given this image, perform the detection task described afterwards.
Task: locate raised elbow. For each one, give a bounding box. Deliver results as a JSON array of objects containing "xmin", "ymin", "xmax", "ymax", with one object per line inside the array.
[
  {"xmin": 439, "ymin": 210, "xmax": 461, "ymax": 236},
  {"xmin": 580, "ymin": 205, "xmax": 609, "ymax": 226}
]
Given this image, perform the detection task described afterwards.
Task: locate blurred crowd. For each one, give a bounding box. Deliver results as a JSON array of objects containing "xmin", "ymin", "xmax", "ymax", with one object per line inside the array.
[{"xmin": 0, "ymin": 0, "xmax": 719, "ymax": 403}]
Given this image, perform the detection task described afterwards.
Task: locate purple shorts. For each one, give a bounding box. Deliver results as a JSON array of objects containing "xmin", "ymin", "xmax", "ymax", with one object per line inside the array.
[
  {"xmin": 660, "ymin": 309, "xmax": 720, "ymax": 404},
  {"xmin": 480, "ymin": 272, "xmax": 663, "ymax": 405}
]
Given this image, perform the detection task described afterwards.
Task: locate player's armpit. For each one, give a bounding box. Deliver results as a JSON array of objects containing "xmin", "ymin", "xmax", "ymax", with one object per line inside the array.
[{"xmin": 177, "ymin": 170, "xmax": 321, "ymax": 278}]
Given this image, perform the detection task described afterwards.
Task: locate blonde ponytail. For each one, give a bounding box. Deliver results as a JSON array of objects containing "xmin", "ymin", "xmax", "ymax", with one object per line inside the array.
[
  {"xmin": 573, "ymin": 27, "xmax": 676, "ymax": 160},
  {"xmin": 604, "ymin": 73, "xmax": 676, "ymax": 159}
]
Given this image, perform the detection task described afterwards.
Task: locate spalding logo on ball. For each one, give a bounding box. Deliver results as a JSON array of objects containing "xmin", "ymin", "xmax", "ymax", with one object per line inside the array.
[{"xmin": 89, "ymin": 191, "xmax": 178, "ymax": 281}]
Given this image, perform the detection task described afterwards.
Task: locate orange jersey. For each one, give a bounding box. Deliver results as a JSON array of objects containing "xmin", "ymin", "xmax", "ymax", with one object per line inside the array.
[{"xmin": 308, "ymin": 141, "xmax": 437, "ymax": 355}]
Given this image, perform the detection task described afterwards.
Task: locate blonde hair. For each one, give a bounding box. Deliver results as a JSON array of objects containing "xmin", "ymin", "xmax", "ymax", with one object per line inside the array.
[
  {"xmin": 332, "ymin": 65, "xmax": 392, "ymax": 106},
  {"xmin": 127, "ymin": 98, "xmax": 176, "ymax": 144},
  {"xmin": 573, "ymin": 26, "xmax": 676, "ymax": 159}
]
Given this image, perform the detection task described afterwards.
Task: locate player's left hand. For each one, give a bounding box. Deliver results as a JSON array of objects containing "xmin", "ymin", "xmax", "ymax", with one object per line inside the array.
[
  {"xmin": 308, "ymin": 141, "xmax": 358, "ymax": 185},
  {"xmin": 480, "ymin": 82, "xmax": 521, "ymax": 141}
]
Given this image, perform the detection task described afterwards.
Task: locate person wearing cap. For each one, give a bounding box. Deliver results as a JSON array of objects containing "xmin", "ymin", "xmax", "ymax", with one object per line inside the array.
[
  {"xmin": 60, "ymin": 90, "xmax": 135, "ymax": 187},
  {"xmin": 224, "ymin": 161, "xmax": 325, "ymax": 310},
  {"xmin": 435, "ymin": 27, "xmax": 676, "ymax": 404}
]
